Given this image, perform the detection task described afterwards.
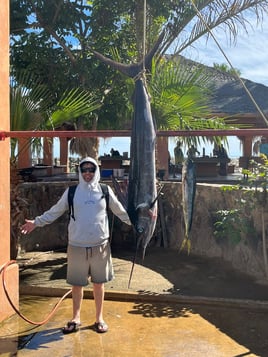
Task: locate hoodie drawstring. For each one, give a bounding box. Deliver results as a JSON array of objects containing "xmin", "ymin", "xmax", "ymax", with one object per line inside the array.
[{"xmin": 86, "ymin": 247, "xmax": 92, "ymax": 260}]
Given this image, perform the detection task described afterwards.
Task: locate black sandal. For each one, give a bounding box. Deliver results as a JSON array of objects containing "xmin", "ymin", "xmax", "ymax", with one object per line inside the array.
[
  {"xmin": 62, "ymin": 321, "xmax": 81, "ymax": 334},
  {"xmin": 94, "ymin": 321, "xmax": 108, "ymax": 333}
]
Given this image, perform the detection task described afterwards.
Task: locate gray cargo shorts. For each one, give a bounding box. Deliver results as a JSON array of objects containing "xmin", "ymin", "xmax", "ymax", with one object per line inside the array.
[{"xmin": 66, "ymin": 241, "xmax": 114, "ymax": 286}]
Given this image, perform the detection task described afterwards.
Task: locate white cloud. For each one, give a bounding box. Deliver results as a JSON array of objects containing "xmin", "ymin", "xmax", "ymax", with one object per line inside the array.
[{"xmin": 181, "ymin": 14, "xmax": 268, "ymax": 86}]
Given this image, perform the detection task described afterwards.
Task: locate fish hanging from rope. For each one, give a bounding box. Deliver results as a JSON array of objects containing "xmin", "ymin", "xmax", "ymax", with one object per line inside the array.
[
  {"xmin": 91, "ymin": 37, "xmax": 163, "ymax": 264},
  {"xmin": 181, "ymin": 158, "xmax": 196, "ymax": 254},
  {"xmin": 127, "ymin": 74, "xmax": 158, "ymax": 258}
]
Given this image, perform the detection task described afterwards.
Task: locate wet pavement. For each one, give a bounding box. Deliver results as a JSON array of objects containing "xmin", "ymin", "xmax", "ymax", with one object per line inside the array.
[
  {"xmin": 1, "ymin": 247, "xmax": 268, "ymax": 356},
  {"xmin": 1, "ymin": 295, "xmax": 268, "ymax": 356}
]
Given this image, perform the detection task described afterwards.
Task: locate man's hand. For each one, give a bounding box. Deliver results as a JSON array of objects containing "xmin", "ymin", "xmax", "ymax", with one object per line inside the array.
[{"xmin": 21, "ymin": 219, "xmax": 36, "ymax": 234}]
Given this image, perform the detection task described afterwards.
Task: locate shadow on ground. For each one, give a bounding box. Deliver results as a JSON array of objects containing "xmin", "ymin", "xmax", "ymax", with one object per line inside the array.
[{"xmin": 113, "ymin": 246, "xmax": 268, "ymax": 300}]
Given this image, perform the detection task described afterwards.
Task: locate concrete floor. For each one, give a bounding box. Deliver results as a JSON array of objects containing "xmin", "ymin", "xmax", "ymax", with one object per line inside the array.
[
  {"xmin": 1, "ymin": 294, "xmax": 267, "ymax": 357},
  {"xmin": 1, "ymin": 248, "xmax": 268, "ymax": 356}
]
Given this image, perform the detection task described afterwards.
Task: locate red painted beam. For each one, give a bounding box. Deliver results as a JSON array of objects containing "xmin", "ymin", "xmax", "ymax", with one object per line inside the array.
[
  {"xmin": 0, "ymin": 128, "xmax": 267, "ymax": 140},
  {"xmin": 158, "ymin": 129, "xmax": 268, "ymax": 137}
]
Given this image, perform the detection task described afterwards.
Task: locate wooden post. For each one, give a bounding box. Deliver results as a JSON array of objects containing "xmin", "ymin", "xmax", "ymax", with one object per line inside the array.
[
  {"xmin": 17, "ymin": 138, "xmax": 32, "ymax": 168},
  {"xmin": 59, "ymin": 137, "xmax": 69, "ymax": 172},
  {"xmin": 0, "ymin": 0, "xmax": 19, "ymax": 323},
  {"xmin": 243, "ymin": 136, "xmax": 253, "ymax": 157},
  {"xmin": 156, "ymin": 136, "xmax": 169, "ymax": 180},
  {"xmin": 43, "ymin": 137, "xmax": 53, "ymax": 175}
]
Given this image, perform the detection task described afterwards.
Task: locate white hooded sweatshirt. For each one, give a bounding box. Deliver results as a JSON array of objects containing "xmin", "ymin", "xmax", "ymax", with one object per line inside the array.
[{"xmin": 34, "ymin": 157, "xmax": 131, "ymax": 247}]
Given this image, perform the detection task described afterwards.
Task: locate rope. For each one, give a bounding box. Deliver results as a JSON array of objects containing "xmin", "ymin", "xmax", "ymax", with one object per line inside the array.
[
  {"xmin": 1, "ymin": 260, "xmax": 72, "ymax": 326},
  {"xmin": 142, "ymin": 0, "xmax": 147, "ymax": 73},
  {"xmin": 190, "ymin": 0, "xmax": 268, "ymax": 127},
  {"xmin": 133, "ymin": 68, "xmax": 146, "ymax": 83},
  {"xmin": 132, "ymin": 0, "xmax": 148, "ymax": 84}
]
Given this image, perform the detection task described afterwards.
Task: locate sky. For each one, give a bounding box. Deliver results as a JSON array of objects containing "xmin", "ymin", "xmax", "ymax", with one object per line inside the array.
[{"xmin": 181, "ymin": 12, "xmax": 268, "ymax": 86}]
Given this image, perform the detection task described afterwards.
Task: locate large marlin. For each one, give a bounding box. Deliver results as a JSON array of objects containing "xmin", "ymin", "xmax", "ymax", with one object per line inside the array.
[
  {"xmin": 181, "ymin": 158, "xmax": 196, "ymax": 254},
  {"xmin": 91, "ymin": 39, "xmax": 163, "ymax": 259},
  {"xmin": 127, "ymin": 75, "xmax": 158, "ymax": 257}
]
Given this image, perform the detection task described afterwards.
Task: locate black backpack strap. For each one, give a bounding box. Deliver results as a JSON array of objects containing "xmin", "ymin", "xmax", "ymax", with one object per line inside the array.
[
  {"xmin": 68, "ymin": 185, "xmax": 77, "ymax": 220},
  {"xmin": 100, "ymin": 183, "xmax": 113, "ymax": 243},
  {"xmin": 100, "ymin": 183, "xmax": 109, "ymax": 211},
  {"xmin": 68, "ymin": 183, "xmax": 109, "ymax": 220}
]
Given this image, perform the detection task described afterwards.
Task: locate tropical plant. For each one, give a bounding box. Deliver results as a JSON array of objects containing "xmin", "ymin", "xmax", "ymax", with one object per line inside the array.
[
  {"xmin": 10, "ymin": 71, "xmax": 52, "ymax": 159},
  {"xmin": 10, "ymin": 70, "xmax": 101, "ymax": 258},
  {"xmin": 156, "ymin": 1, "xmax": 268, "ymax": 59},
  {"xmin": 244, "ymin": 155, "xmax": 268, "ymax": 277},
  {"xmin": 149, "ymin": 57, "xmax": 229, "ymax": 147},
  {"xmin": 10, "ymin": 1, "xmax": 268, "ymax": 135},
  {"xmin": 213, "ymin": 63, "xmax": 241, "ymax": 76},
  {"xmin": 132, "ymin": 0, "xmax": 268, "ymax": 145},
  {"xmin": 215, "ymin": 155, "xmax": 268, "ymax": 278},
  {"xmin": 10, "ymin": 71, "xmax": 102, "ymax": 160},
  {"xmin": 213, "ymin": 208, "xmax": 249, "ymax": 245}
]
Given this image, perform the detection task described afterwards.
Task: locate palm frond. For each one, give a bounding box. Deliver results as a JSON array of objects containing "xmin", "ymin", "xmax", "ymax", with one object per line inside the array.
[
  {"xmin": 150, "ymin": 58, "xmax": 213, "ymax": 128},
  {"xmin": 160, "ymin": 0, "xmax": 268, "ymax": 56},
  {"xmin": 47, "ymin": 88, "xmax": 102, "ymax": 129},
  {"xmin": 148, "ymin": 57, "xmax": 236, "ymax": 148},
  {"xmin": 10, "ymin": 71, "xmax": 52, "ymax": 131}
]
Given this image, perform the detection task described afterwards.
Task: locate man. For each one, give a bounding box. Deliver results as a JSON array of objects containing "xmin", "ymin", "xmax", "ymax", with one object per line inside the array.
[
  {"xmin": 187, "ymin": 145, "xmax": 200, "ymax": 159},
  {"xmin": 174, "ymin": 141, "xmax": 184, "ymax": 165},
  {"xmin": 214, "ymin": 144, "xmax": 229, "ymax": 176},
  {"xmin": 173, "ymin": 141, "xmax": 184, "ymax": 177},
  {"xmin": 260, "ymin": 136, "xmax": 268, "ymax": 157},
  {"xmin": 21, "ymin": 157, "xmax": 131, "ymax": 334}
]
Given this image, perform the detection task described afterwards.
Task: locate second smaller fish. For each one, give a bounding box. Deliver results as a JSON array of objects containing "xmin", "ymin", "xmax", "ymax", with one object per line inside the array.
[{"xmin": 181, "ymin": 158, "xmax": 196, "ymax": 254}]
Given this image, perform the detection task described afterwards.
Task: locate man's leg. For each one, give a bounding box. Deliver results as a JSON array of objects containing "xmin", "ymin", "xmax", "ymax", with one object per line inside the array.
[
  {"xmin": 93, "ymin": 282, "xmax": 104, "ymax": 323},
  {"xmin": 62, "ymin": 285, "xmax": 83, "ymax": 333},
  {"xmin": 72, "ymin": 285, "xmax": 83, "ymax": 323},
  {"xmin": 93, "ymin": 282, "xmax": 108, "ymax": 332}
]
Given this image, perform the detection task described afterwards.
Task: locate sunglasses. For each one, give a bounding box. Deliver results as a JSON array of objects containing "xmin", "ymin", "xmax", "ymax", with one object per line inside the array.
[{"xmin": 81, "ymin": 167, "xmax": 96, "ymax": 173}]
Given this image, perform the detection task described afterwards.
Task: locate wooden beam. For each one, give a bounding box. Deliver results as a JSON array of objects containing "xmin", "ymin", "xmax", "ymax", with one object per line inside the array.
[{"xmin": 1, "ymin": 128, "xmax": 268, "ymax": 139}]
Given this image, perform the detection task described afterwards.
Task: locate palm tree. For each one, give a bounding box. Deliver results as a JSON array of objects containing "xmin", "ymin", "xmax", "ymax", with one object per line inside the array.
[
  {"xmin": 149, "ymin": 57, "xmax": 230, "ymax": 146},
  {"xmin": 157, "ymin": 1, "xmax": 268, "ymax": 60},
  {"xmin": 48, "ymin": 88, "xmax": 102, "ymax": 159},
  {"xmin": 213, "ymin": 63, "xmax": 241, "ymax": 76},
  {"xmin": 10, "ymin": 71, "xmax": 52, "ymax": 159},
  {"xmin": 10, "ymin": 71, "xmax": 101, "ymax": 258},
  {"xmin": 121, "ymin": 0, "xmax": 264, "ymax": 150},
  {"xmin": 11, "ymin": 1, "xmax": 268, "ymax": 139},
  {"xmin": 101, "ymin": 1, "xmax": 263, "ymax": 141},
  {"xmin": 120, "ymin": 55, "xmax": 230, "ymax": 146},
  {"xmin": 10, "ymin": 71, "xmax": 101, "ymax": 163}
]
